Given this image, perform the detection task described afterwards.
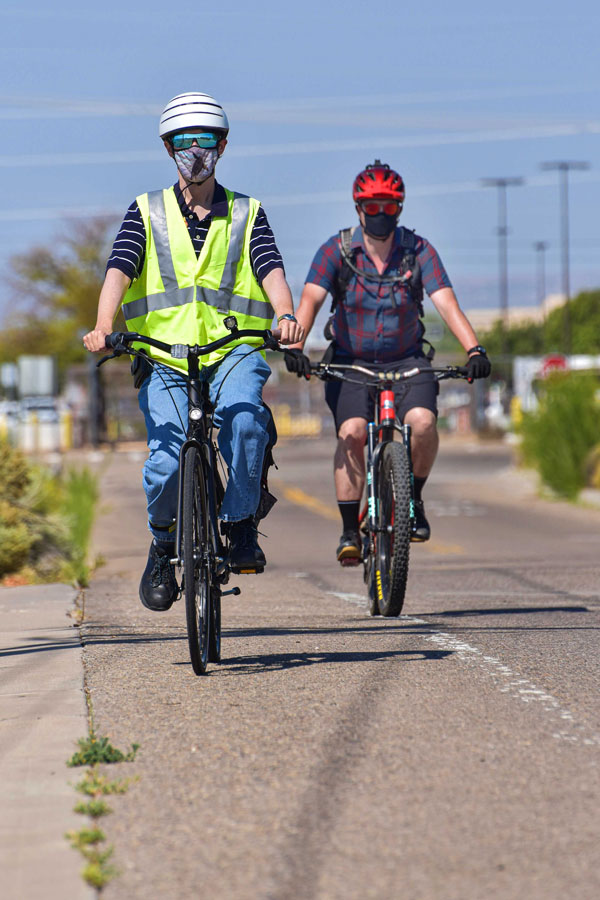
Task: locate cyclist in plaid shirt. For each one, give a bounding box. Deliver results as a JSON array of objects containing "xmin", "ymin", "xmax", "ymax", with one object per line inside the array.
[{"xmin": 285, "ymin": 160, "xmax": 490, "ymax": 563}]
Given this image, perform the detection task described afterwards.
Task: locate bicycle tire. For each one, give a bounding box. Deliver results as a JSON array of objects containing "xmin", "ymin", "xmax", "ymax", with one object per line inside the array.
[
  {"xmin": 375, "ymin": 441, "xmax": 411, "ymax": 617},
  {"xmin": 182, "ymin": 445, "xmax": 212, "ymax": 675},
  {"xmin": 208, "ymin": 586, "xmax": 221, "ymax": 663}
]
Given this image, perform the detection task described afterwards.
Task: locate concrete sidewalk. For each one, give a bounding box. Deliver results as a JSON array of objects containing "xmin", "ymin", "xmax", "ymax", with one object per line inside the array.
[{"xmin": 0, "ymin": 584, "xmax": 93, "ymax": 900}]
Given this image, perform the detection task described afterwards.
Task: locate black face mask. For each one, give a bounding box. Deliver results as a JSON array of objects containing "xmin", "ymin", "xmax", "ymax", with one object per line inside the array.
[{"xmin": 363, "ymin": 212, "xmax": 398, "ymax": 240}]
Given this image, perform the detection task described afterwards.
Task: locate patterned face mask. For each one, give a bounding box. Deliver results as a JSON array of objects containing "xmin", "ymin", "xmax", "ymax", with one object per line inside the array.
[{"xmin": 173, "ymin": 146, "xmax": 219, "ymax": 184}]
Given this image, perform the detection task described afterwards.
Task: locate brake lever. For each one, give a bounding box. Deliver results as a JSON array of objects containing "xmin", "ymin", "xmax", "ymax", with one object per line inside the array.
[
  {"xmin": 96, "ymin": 347, "xmax": 127, "ymax": 367},
  {"xmin": 261, "ymin": 329, "xmax": 284, "ymax": 352}
]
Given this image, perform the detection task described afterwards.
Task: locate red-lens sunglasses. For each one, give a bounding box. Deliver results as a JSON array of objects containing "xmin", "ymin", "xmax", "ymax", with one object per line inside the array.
[{"xmin": 360, "ymin": 200, "xmax": 401, "ymax": 216}]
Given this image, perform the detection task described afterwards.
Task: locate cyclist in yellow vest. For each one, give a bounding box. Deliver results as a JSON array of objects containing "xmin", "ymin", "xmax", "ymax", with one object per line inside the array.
[{"xmin": 84, "ymin": 92, "xmax": 303, "ymax": 611}]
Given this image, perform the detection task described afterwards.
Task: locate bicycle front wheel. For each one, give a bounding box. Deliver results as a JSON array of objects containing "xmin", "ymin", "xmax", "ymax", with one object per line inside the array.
[
  {"xmin": 375, "ymin": 441, "xmax": 411, "ymax": 617},
  {"xmin": 182, "ymin": 445, "xmax": 213, "ymax": 675}
]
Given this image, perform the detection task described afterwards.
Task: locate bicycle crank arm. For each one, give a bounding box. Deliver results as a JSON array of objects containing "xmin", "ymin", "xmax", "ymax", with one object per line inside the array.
[{"xmin": 221, "ymin": 587, "xmax": 241, "ymax": 597}]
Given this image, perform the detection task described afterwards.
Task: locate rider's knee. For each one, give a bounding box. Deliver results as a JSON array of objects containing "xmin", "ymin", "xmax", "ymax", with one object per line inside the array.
[
  {"xmin": 338, "ymin": 419, "xmax": 367, "ymax": 450},
  {"xmin": 404, "ymin": 407, "xmax": 437, "ymax": 439},
  {"xmin": 226, "ymin": 403, "xmax": 269, "ymax": 443}
]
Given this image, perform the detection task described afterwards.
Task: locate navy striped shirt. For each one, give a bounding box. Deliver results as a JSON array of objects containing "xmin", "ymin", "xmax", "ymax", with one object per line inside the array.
[{"xmin": 106, "ymin": 182, "xmax": 284, "ymax": 285}]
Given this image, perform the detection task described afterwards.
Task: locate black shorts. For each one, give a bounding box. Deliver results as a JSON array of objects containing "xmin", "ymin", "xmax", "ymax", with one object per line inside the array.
[{"xmin": 324, "ymin": 353, "xmax": 438, "ymax": 435}]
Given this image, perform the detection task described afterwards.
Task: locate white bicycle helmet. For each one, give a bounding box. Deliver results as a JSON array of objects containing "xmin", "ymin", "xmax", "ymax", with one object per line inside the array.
[{"xmin": 159, "ymin": 92, "xmax": 229, "ymax": 138}]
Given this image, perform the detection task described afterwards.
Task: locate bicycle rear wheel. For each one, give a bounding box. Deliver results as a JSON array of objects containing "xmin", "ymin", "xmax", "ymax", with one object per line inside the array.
[
  {"xmin": 182, "ymin": 445, "xmax": 213, "ymax": 675},
  {"xmin": 375, "ymin": 441, "xmax": 411, "ymax": 617}
]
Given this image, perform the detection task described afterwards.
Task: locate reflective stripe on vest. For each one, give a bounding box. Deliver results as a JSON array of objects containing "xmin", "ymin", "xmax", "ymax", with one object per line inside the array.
[{"xmin": 121, "ymin": 189, "xmax": 274, "ymax": 323}]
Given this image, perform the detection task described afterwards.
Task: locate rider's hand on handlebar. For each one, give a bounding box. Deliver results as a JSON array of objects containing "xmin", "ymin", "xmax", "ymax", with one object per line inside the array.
[
  {"xmin": 83, "ymin": 326, "xmax": 112, "ymax": 353},
  {"xmin": 466, "ymin": 352, "xmax": 491, "ymax": 383},
  {"xmin": 284, "ymin": 348, "xmax": 311, "ymax": 380},
  {"xmin": 276, "ymin": 317, "xmax": 304, "ymax": 345}
]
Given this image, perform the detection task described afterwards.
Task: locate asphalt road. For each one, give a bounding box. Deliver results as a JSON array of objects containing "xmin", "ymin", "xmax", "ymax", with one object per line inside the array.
[{"xmin": 82, "ymin": 437, "xmax": 600, "ymax": 900}]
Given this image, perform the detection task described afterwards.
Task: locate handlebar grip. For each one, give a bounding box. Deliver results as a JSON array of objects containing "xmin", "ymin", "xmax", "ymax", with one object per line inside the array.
[{"xmin": 105, "ymin": 331, "xmax": 138, "ymax": 349}]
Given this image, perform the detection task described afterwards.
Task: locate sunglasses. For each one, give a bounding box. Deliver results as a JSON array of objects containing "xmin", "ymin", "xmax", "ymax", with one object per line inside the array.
[
  {"xmin": 359, "ymin": 200, "xmax": 401, "ymax": 216},
  {"xmin": 170, "ymin": 132, "xmax": 220, "ymax": 150}
]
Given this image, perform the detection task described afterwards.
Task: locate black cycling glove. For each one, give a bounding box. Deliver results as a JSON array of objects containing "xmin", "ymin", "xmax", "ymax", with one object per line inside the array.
[
  {"xmin": 466, "ymin": 352, "xmax": 491, "ymax": 383},
  {"xmin": 284, "ymin": 349, "xmax": 311, "ymax": 380}
]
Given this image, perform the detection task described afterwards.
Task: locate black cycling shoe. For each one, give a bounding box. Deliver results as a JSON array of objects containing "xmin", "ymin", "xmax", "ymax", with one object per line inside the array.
[
  {"xmin": 336, "ymin": 530, "xmax": 361, "ymax": 565},
  {"xmin": 139, "ymin": 541, "xmax": 178, "ymax": 611},
  {"xmin": 227, "ymin": 518, "xmax": 266, "ymax": 573},
  {"xmin": 411, "ymin": 500, "xmax": 431, "ymax": 542}
]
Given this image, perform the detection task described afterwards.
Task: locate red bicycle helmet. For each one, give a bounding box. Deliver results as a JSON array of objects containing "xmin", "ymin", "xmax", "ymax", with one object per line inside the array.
[{"xmin": 352, "ymin": 159, "xmax": 405, "ymax": 204}]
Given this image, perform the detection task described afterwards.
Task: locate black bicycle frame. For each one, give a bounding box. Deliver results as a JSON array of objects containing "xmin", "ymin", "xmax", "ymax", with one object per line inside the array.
[{"xmin": 173, "ymin": 348, "xmax": 225, "ymax": 575}]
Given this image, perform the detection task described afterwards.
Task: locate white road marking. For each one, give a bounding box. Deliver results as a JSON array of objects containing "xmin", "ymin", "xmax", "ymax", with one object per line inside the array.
[
  {"xmin": 402, "ymin": 614, "xmax": 600, "ymax": 748},
  {"xmin": 328, "ymin": 588, "xmax": 599, "ymax": 748},
  {"xmin": 427, "ymin": 500, "xmax": 486, "ymax": 517},
  {"xmin": 327, "ymin": 591, "xmax": 368, "ymax": 608}
]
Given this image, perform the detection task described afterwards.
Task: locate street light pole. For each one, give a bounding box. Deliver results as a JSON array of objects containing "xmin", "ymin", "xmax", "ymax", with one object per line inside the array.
[
  {"xmin": 540, "ymin": 160, "xmax": 590, "ymax": 354},
  {"xmin": 533, "ymin": 240, "xmax": 548, "ymax": 313},
  {"xmin": 481, "ymin": 176, "xmax": 524, "ymax": 355}
]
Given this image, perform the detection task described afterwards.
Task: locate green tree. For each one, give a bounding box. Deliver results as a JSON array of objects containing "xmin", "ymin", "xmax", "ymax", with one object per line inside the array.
[
  {"xmin": 0, "ymin": 217, "xmax": 124, "ymax": 372},
  {"xmin": 480, "ymin": 289, "xmax": 600, "ymax": 357},
  {"xmin": 543, "ymin": 290, "xmax": 600, "ymax": 354}
]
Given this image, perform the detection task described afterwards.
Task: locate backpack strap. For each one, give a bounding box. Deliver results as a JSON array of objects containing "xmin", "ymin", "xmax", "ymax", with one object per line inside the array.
[
  {"xmin": 329, "ymin": 225, "xmax": 426, "ymax": 320},
  {"xmin": 330, "ymin": 227, "xmax": 356, "ymax": 313}
]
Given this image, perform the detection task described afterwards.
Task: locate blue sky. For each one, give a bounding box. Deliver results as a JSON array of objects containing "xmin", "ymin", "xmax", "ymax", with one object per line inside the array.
[{"xmin": 1, "ymin": 0, "xmax": 598, "ymax": 324}]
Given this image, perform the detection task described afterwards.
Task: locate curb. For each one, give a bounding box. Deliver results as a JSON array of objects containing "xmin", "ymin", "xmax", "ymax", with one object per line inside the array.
[{"xmin": 0, "ymin": 584, "xmax": 94, "ymax": 900}]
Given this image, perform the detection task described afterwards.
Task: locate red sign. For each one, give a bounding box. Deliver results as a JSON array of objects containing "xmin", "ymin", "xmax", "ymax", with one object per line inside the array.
[{"xmin": 540, "ymin": 354, "xmax": 569, "ymax": 378}]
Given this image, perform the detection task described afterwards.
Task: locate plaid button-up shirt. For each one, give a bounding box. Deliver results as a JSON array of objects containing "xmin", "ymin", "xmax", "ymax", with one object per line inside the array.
[{"xmin": 306, "ymin": 225, "xmax": 452, "ymax": 362}]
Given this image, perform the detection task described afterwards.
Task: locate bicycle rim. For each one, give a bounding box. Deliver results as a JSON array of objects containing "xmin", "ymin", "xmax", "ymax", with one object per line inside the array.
[
  {"xmin": 182, "ymin": 446, "xmax": 211, "ymax": 675},
  {"xmin": 375, "ymin": 442, "xmax": 411, "ymax": 617}
]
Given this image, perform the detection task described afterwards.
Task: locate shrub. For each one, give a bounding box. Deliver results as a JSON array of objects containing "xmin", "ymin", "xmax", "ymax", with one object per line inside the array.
[
  {"xmin": 519, "ymin": 373, "xmax": 600, "ymax": 500},
  {"xmin": 0, "ymin": 436, "xmax": 98, "ymax": 584}
]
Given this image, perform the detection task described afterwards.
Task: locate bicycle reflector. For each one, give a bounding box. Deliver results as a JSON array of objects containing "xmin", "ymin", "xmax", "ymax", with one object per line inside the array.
[{"xmin": 224, "ymin": 316, "xmax": 239, "ymax": 332}]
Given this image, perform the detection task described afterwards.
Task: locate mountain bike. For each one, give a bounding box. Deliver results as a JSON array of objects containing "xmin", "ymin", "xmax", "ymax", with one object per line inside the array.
[
  {"xmin": 310, "ymin": 361, "xmax": 469, "ymax": 617},
  {"xmin": 99, "ymin": 317, "xmax": 281, "ymax": 675}
]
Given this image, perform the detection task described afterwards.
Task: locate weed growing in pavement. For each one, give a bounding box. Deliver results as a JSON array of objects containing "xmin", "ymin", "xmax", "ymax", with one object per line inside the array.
[
  {"xmin": 74, "ymin": 798, "xmax": 113, "ymax": 818},
  {"xmin": 66, "ymin": 825, "xmax": 118, "ymax": 888},
  {"xmin": 66, "ymin": 733, "xmax": 140, "ymax": 889},
  {"xmin": 67, "ymin": 732, "xmax": 139, "ymax": 767},
  {"xmin": 75, "ymin": 767, "xmax": 135, "ymax": 797}
]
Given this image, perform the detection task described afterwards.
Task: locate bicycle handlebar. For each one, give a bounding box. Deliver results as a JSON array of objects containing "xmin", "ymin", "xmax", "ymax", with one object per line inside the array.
[
  {"xmin": 99, "ymin": 325, "xmax": 283, "ymax": 366},
  {"xmin": 308, "ymin": 362, "xmax": 470, "ymax": 383}
]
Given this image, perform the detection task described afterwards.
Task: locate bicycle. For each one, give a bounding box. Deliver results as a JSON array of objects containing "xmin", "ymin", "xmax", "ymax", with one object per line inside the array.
[
  {"xmin": 310, "ymin": 361, "xmax": 470, "ymax": 618},
  {"xmin": 98, "ymin": 316, "xmax": 282, "ymax": 675}
]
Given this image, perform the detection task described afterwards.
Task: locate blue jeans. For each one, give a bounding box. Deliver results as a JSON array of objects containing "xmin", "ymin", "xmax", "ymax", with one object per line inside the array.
[{"xmin": 138, "ymin": 346, "xmax": 272, "ymax": 545}]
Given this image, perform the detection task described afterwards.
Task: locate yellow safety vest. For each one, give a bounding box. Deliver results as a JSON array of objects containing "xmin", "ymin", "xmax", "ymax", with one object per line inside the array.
[{"xmin": 121, "ymin": 185, "xmax": 274, "ymax": 371}]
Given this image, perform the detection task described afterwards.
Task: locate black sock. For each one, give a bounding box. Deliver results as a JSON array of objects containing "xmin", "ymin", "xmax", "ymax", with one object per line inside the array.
[
  {"xmin": 338, "ymin": 500, "xmax": 360, "ymax": 533},
  {"xmin": 413, "ymin": 476, "xmax": 427, "ymax": 502}
]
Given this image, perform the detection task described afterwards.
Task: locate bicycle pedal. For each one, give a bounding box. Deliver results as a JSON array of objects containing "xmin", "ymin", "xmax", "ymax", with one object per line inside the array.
[
  {"xmin": 340, "ymin": 558, "xmax": 361, "ymax": 568},
  {"xmin": 233, "ymin": 566, "xmax": 264, "ymax": 575}
]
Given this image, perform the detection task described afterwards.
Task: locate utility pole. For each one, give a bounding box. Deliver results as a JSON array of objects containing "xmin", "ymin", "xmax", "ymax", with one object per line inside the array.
[
  {"xmin": 540, "ymin": 160, "xmax": 590, "ymax": 354},
  {"xmin": 534, "ymin": 240, "xmax": 549, "ymax": 350},
  {"xmin": 533, "ymin": 240, "xmax": 549, "ymax": 315},
  {"xmin": 481, "ymin": 176, "xmax": 524, "ymax": 355}
]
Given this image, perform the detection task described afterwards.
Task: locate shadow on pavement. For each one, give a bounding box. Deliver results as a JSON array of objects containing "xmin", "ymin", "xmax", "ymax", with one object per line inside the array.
[
  {"xmin": 425, "ymin": 605, "xmax": 589, "ymax": 617},
  {"xmin": 0, "ymin": 636, "xmax": 82, "ymax": 657},
  {"xmin": 173, "ymin": 647, "xmax": 453, "ymax": 673}
]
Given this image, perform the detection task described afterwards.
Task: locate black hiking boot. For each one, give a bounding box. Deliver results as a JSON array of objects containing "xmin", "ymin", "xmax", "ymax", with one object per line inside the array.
[
  {"xmin": 411, "ymin": 500, "xmax": 431, "ymax": 542},
  {"xmin": 227, "ymin": 518, "xmax": 266, "ymax": 573},
  {"xmin": 139, "ymin": 541, "xmax": 178, "ymax": 611},
  {"xmin": 336, "ymin": 530, "xmax": 361, "ymax": 566}
]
